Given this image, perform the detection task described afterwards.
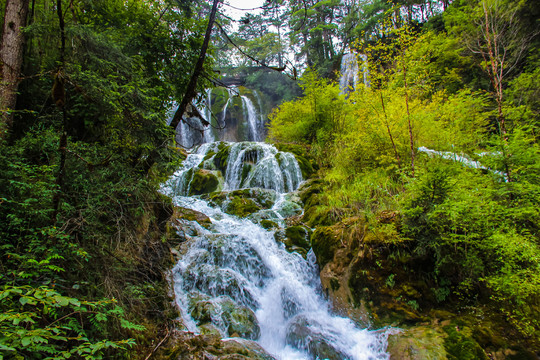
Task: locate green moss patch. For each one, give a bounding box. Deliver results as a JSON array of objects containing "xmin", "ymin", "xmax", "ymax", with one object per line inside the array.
[{"xmin": 188, "ymin": 169, "xmax": 220, "ymax": 195}]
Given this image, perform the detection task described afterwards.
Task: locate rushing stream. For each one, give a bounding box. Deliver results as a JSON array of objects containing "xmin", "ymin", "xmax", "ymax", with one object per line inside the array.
[{"xmin": 161, "ymin": 141, "xmax": 390, "ymax": 359}]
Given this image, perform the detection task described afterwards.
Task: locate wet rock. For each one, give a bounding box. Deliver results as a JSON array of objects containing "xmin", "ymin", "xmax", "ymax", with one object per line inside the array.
[
  {"xmin": 274, "ymin": 225, "xmax": 312, "ymax": 258},
  {"xmin": 285, "ymin": 225, "xmax": 312, "ymax": 249},
  {"xmin": 311, "ymin": 226, "xmax": 343, "ymax": 268},
  {"xmin": 205, "ymin": 188, "xmax": 278, "ymax": 218},
  {"xmin": 274, "ymin": 195, "xmax": 303, "ymax": 218},
  {"xmin": 260, "ymin": 220, "xmax": 279, "ymax": 229},
  {"xmin": 387, "ymin": 326, "xmax": 448, "ymax": 360},
  {"xmin": 189, "ymin": 296, "xmax": 260, "ymax": 340},
  {"xmin": 175, "ymin": 207, "xmax": 212, "ymax": 228},
  {"xmin": 220, "ymin": 338, "xmax": 276, "ymax": 360},
  {"xmin": 214, "ymin": 142, "xmax": 231, "ymax": 174},
  {"xmin": 183, "ymin": 264, "xmax": 258, "ymax": 308},
  {"xmin": 226, "ymin": 197, "xmax": 260, "ymax": 218},
  {"xmin": 168, "ymin": 331, "xmax": 276, "ymax": 360},
  {"xmin": 285, "ymin": 315, "xmax": 349, "ymax": 360},
  {"xmin": 189, "ymin": 169, "xmax": 220, "ymax": 195}
]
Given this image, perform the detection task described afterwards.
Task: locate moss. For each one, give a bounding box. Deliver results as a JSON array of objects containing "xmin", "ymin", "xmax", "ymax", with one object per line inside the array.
[
  {"xmin": 214, "ymin": 143, "xmax": 231, "ymax": 174},
  {"xmin": 329, "ymin": 277, "xmax": 340, "ymax": 291},
  {"xmin": 260, "ymin": 220, "xmax": 279, "ymax": 229},
  {"xmin": 303, "ymin": 206, "xmax": 345, "ymax": 227},
  {"xmin": 240, "ymin": 163, "xmax": 252, "ymax": 185},
  {"xmin": 285, "ymin": 225, "xmax": 312, "ymax": 249},
  {"xmin": 189, "ymin": 169, "xmax": 220, "ymax": 195},
  {"xmin": 311, "ymin": 226, "xmax": 342, "ymax": 268},
  {"xmin": 298, "ymin": 179, "xmax": 325, "ymax": 204},
  {"xmin": 386, "ymin": 326, "xmax": 448, "ymax": 360},
  {"xmin": 226, "ymin": 197, "xmax": 261, "ymax": 218},
  {"xmin": 203, "ymin": 150, "xmax": 216, "ymax": 162},
  {"xmin": 229, "ymin": 188, "xmax": 276, "ymax": 209},
  {"xmin": 443, "ymin": 324, "xmax": 489, "ymax": 360},
  {"xmin": 175, "ymin": 207, "xmax": 212, "ymax": 228}
]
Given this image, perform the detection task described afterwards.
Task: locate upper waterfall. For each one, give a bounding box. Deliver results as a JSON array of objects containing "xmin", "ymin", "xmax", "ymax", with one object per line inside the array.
[
  {"xmin": 176, "ymin": 87, "xmax": 268, "ymax": 148},
  {"xmin": 340, "ymin": 53, "xmax": 369, "ymax": 93}
]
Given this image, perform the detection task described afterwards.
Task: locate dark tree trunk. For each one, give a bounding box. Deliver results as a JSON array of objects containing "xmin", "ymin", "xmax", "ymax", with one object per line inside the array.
[
  {"xmin": 169, "ymin": 0, "xmax": 220, "ymax": 132},
  {"xmin": 0, "ymin": 0, "xmax": 30, "ymax": 139}
]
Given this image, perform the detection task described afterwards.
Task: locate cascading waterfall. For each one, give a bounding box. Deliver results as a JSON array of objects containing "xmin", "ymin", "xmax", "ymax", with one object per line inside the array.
[
  {"xmin": 340, "ymin": 53, "xmax": 369, "ymax": 93},
  {"xmin": 162, "ymin": 139, "xmax": 391, "ymax": 359},
  {"xmin": 176, "ymin": 86, "xmax": 267, "ymax": 147},
  {"xmin": 241, "ymin": 96, "xmax": 265, "ymax": 142}
]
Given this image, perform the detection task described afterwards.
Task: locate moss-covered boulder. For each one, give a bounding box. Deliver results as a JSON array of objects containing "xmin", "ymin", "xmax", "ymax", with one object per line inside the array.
[
  {"xmin": 174, "ymin": 207, "xmax": 212, "ymax": 228},
  {"xmin": 260, "ymin": 220, "xmax": 279, "ymax": 229},
  {"xmin": 167, "ymin": 332, "xmax": 276, "ymax": 360},
  {"xmin": 188, "ymin": 295, "xmax": 260, "ymax": 340},
  {"xmin": 285, "ymin": 225, "xmax": 312, "ymax": 249},
  {"xmin": 387, "ymin": 326, "xmax": 448, "ymax": 360},
  {"xmin": 311, "ymin": 226, "xmax": 343, "ymax": 268},
  {"xmin": 189, "ymin": 169, "xmax": 220, "ymax": 195},
  {"xmin": 214, "ymin": 142, "xmax": 231, "ymax": 174},
  {"xmin": 203, "ymin": 188, "xmax": 278, "ymax": 218},
  {"xmin": 226, "ymin": 197, "xmax": 261, "ymax": 218},
  {"xmin": 274, "ymin": 225, "xmax": 312, "ymax": 258}
]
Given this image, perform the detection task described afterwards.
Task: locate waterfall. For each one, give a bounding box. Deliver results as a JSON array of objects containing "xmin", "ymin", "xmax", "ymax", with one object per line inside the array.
[
  {"xmin": 176, "ymin": 87, "xmax": 267, "ymax": 147},
  {"xmin": 203, "ymin": 88, "xmax": 216, "ymax": 143},
  {"xmin": 340, "ymin": 53, "xmax": 369, "ymax": 93},
  {"xmin": 241, "ymin": 96, "xmax": 265, "ymax": 142},
  {"xmin": 162, "ymin": 140, "xmax": 390, "ymax": 359}
]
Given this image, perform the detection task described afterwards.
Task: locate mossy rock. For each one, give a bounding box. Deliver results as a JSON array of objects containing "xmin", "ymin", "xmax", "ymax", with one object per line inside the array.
[
  {"xmin": 303, "ymin": 206, "xmax": 346, "ymax": 228},
  {"xmin": 298, "ymin": 178, "xmax": 325, "ymax": 205},
  {"xmin": 214, "ymin": 143, "xmax": 231, "ymax": 174},
  {"xmin": 311, "ymin": 226, "xmax": 342, "ymax": 268},
  {"xmin": 226, "ymin": 197, "xmax": 261, "ymax": 218},
  {"xmin": 166, "ymin": 333, "xmax": 276, "ymax": 360},
  {"xmin": 199, "ymin": 323, "xmax": 222, "ymax": 337},
  {"xmin": 189, "ymin": 296, "xmax": 260, "ymax": 340},
  {"xmin": 220, "ymin": 338, "xmax": 276, "ymax": 360},
  {"xmin": 387, "ymin": 326, "xmax": 448, "ymax": 359},
  {"xmin": 229, "ymin": 188, "xmax": 277, "ymax": 209},
  {"xmin": 443, "ymin": 324, "xmax": 489, "ymax": 360},
  {"xmin": 175, "ymin": 207, "xmax": 212, "ymax": 228},
  {"xmin": 260, "ymin": 220, "xmax": 279, "ymax": 229},
  {"xmin": 189, "ymin": 169, "xmax": 220, "ymax": 195},
  {"xmin": 285, "ymin": 225, "xmax": 312, "ymax": 249}
]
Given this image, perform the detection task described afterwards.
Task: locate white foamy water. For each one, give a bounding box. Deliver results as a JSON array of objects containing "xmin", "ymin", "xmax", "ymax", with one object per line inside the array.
[{"xmin": 162, "ymin": 142, "xmax": 390, "ymax": 359}]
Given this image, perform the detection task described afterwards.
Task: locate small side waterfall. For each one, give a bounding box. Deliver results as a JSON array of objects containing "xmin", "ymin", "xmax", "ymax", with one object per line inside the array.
[
  {"xmin": 340, "ymin": 53, "xmax": 369, "ymax": 93},
  {"xmin": 162, "ymin": 141, "xmax": 391, "ymax": 359}
]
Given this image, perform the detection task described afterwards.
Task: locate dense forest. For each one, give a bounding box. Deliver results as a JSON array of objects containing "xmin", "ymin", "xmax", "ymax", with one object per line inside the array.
[{"xmin": 0, "ymin": 0, "xmax": 538, "ymax": 359}]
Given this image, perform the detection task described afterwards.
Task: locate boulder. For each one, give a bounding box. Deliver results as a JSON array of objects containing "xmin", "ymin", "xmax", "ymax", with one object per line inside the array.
[
  {"xmin": 386, "ymin": 326, "xmax": 448, "ymax": 360},
  {"xmin": 285, "ymin": 315, "xmax": 349, "ymax": 360},
  {"xmin": 188, "ymin": 295, "xmax": 260, "ymax": 340},
  {"xmin": 189, "ymin": 169, "xmax": 220, "ymax": 195},
  {"xmin": 167, "ymin": 332, "xmax": 276, "ymax": 360}
]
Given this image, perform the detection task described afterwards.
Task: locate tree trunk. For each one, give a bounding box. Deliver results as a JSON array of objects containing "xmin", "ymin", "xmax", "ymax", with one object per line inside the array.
[
  {"xmin": 0, "ymin": 0, "xmax": 30, "ymax": 139},
  {"xmin": 169, "ymin": 0, "xmax": 220, "ymax": 132}
]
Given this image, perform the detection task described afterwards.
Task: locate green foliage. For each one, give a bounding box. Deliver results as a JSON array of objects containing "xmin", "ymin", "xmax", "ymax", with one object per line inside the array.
[
  {"xmin": 1, "ymin": 0, "xmax": 212, "ymax": 357},
  {"xmin": 268, "ymin": 2, "xmax": 540, "ymax": 342},
  {"xmin": 0, "ymin": 286, "xmax": 137, "ymax": 359}
]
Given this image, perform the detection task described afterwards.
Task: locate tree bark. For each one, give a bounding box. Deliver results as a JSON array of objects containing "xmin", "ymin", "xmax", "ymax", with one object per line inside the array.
[
  {"xmin": 0, "ymin": 0, "xmax": 30, "ymax": 139},
  {"xmin": 169, "ymin": 0, "xmax": 220, "ymax": 132}
]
